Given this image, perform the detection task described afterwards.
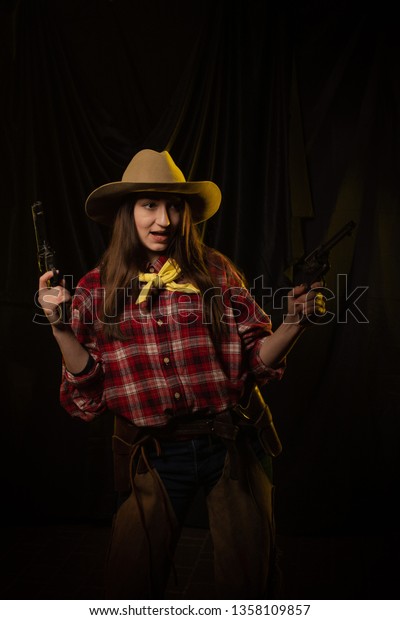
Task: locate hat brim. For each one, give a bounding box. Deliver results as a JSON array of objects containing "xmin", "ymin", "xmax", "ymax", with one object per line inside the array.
[{"xmin": 85, "ymin": 181, "xmax": 221, "ymax": 226}]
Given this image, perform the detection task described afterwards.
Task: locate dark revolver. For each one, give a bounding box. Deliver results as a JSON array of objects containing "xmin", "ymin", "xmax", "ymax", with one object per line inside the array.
[
  {"xmin": 32, "ymin": 200, "xmax": 70, "ymax": 325},
  {"xmin": 293, "ymin": 220, "xmax": 356, "ymax": 287},
  {"xmin": 31, "ymin": 200, "xmax": 62, "ymax": 286}
]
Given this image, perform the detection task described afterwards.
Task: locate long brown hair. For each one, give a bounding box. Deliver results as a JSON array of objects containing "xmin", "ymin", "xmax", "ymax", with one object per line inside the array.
[{"xmin": 99, "ymin": 197, "xmax": 232, "ymax": 341}]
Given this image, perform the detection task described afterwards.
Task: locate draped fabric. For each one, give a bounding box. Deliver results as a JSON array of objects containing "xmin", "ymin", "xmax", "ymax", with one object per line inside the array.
[{"xmin": 1, "ymin": 1, "xmax": 399, "ymax": 535}]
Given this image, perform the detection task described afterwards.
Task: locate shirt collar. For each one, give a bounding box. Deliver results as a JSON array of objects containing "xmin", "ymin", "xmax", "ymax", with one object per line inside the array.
[{"xmin": 145, "ymin": 255, "xmax": 169, "ymax": 273}]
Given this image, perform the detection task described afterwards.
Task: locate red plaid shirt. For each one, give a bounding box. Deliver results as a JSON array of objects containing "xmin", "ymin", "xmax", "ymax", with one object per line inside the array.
[{"xmin": 60, "ymin": 250, "xmax": 284, "ymax": 427}]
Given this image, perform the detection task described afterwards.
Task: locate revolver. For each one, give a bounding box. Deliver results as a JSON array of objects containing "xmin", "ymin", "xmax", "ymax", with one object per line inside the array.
[
  {"xmin": 293, "ymin": 220, "xmax": 356, "ymax": 287},
  {"xmin": 32, "ymin": 200, "xmax": 70, "ymax": 325},
  {"xmin": 31, "ymin": 200, "xmax": 62, "ymax": 286}
]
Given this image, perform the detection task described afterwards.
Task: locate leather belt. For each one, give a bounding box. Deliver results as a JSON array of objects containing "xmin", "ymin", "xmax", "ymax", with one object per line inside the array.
[{"xmin": 114, "ymin": 410, "xmax": 239, "ymax": 443}]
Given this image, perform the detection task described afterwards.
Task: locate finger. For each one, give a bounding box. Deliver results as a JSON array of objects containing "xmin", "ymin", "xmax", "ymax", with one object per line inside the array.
[
  {"xmin": 41, "ymin": 271, "xmax": 63, "ymax": 289},
  {"xmin": 39, "ymin": 270, "xmax": 56, "ymax": 287},
  {"xmin": 291, "ymin": 283, "xmax": 309, "ymax": 297},
  {"xmin": 310, "ymin": 280, "xmax": 324, "ymax": 289},
  {"xmin": 42, "ymin": 287, "xmax": 62, "ymax": 305}
]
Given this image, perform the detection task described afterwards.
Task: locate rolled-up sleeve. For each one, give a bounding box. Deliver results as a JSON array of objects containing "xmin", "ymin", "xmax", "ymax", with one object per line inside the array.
[
  {"xmin": 61, "ymin": 356, "xmax": 106, "ymax": 421},
  {"xmin": 248, "ymin": 336, "xmax": 286, "ymax": 383},
  {"xmin": 59, "ymin": 276, "xmax": 107, "ymax": 421},
  {"xmin": 229, "ymin": 279, "xmax": 286, "ymax": 385}
]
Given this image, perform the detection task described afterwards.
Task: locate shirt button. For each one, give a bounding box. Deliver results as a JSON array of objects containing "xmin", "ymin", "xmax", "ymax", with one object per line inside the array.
[
  {"xmin": 163, "ymin": 357, "xmax": 170, "ymax": 365},
  {"xmin": 157, "ymin": 319, "xmax": 163, "ymax": 326},
  {"xmin": 149, "ymin": 266, "xmax": 155, "ymax": 273},
  {"xmin": 174, "ymin": 392, "xmax": 181, "ymax": 400}
]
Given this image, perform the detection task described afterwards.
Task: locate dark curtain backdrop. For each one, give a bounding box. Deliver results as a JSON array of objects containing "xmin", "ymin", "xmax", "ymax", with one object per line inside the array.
[{"xmin": 1, "ymin": 1, "xmax": 399, "ymax": 537}]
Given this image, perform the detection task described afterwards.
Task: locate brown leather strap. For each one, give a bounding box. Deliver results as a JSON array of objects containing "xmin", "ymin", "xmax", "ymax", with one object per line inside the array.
[
  {"xmin": 114, "ymin": 411, "xmax": 240, "ymax": 442},
  {"xmin": 234, "ymin": 384, "xmax": 283, "ymax": 457},
  {"xmin": 112, "ymin": 412, "xmax": 242, "ymax": 490}
]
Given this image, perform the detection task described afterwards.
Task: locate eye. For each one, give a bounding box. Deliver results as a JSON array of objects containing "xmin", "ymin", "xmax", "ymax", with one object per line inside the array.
[
  {"xmin": 168, "ymin": 198, "xmax": 184, "ymax": 211},
  {"xmin": 141, "ymin": 200, "xmax": 157, "ymax": 209}
]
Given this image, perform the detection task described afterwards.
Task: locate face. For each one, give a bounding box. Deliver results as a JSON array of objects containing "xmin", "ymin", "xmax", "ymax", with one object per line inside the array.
[{"xmin": 133, "ymin": 194, "xmax": 183, "ymax": 261}]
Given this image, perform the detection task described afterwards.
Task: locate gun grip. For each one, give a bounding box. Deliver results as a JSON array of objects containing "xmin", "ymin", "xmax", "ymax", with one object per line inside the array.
[{"xmin": 47, "ymin": 268, "xmax": 62, "ymax": 287}]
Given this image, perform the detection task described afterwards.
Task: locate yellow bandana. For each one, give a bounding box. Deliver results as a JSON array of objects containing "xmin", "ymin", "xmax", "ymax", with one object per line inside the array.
[{"xmin": 135, "ymin": 258, "xmax": 200, "ymax": 304}]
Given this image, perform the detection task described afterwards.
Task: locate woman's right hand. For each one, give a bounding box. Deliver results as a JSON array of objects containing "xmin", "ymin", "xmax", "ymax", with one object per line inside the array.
[{"xmin": 38, "ymin": 270, "xmax": 72, "ymax": 327}]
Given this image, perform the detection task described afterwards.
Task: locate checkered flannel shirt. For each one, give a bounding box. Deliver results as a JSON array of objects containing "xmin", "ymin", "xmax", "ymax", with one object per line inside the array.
[{"xmin": 60, "ymin": 250, "xmax": 285, "ymax": 427}]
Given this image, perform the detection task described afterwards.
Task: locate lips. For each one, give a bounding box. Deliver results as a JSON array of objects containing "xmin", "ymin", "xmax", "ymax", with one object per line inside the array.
[{"xmin": 150, "ymin": 231, "xmax": 169, "ymax": 243}]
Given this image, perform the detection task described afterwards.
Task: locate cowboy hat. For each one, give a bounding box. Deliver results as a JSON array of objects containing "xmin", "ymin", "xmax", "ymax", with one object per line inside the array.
[{"xmin": 85, "ymin": 149, "xmax": 221, "ymax": 226}]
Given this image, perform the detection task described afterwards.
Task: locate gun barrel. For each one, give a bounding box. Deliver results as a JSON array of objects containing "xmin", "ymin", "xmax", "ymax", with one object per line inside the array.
[
  {"xmin": 323, "ymin": 220, "xmax": 356, "ymax": 250},
  {"xmin": 31, "ymin": 200, "xmax": 61, "ymax": 284},
  {"xmin": 31, "ymin": 201, "xmax": 48, "ymax": 248},
  {"xmin": 305, "ymin": 220, "xmax": 356, "ymax": 261}
]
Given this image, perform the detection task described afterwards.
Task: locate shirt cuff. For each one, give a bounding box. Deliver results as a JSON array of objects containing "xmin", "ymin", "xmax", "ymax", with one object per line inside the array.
[
  {"xmin": 251, "ymin": 337, "xmax": 287, "ymax": 383},
  {"xmin": 69, "ymin": 355, "xmax": 95, "ymax": 377},
  {"xmin": 64, "ymin": 356, "xmax": 103, "ymax": 386}
]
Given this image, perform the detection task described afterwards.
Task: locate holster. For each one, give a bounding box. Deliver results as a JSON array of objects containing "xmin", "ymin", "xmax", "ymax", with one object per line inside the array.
[{"xmin": 234, "ymin": 383, "xmax": 283, "ymax": 457}]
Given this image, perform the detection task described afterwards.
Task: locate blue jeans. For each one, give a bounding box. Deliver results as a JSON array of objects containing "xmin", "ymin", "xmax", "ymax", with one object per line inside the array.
[
  {"xmin": 144, "ymin": 431, "xmax": 272, "ymax": 525},
  {"xmin": 109, "ymin": 428, "xmax": 277, "ymax": 598}
]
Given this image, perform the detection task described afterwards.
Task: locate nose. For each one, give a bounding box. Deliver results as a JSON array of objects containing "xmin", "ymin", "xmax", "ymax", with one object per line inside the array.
[{"xmin": 156, "ymin": 205, "xmax": 170, "ymax": 227}]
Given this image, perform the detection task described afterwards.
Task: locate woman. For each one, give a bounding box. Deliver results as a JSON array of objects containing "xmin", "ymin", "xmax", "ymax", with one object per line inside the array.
[{"xmin": 38, "ymin": 149, "xmax": 325, "ymax": 599}]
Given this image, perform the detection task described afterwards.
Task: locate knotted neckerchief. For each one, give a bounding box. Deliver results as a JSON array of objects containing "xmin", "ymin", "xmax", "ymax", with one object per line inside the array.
[{"xmin": 135, "ymin": 258, "xmax": 200, "ymax": 304}]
